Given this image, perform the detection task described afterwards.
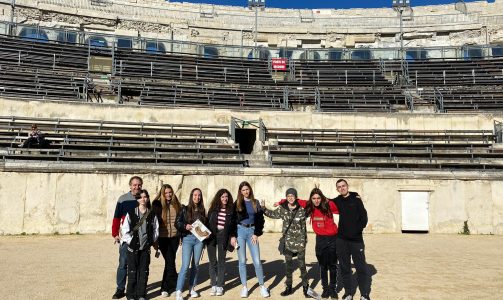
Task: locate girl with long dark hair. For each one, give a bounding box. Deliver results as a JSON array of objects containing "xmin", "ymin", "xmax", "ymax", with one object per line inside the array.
[
  {"xmin": 174, "ymin": 188, "xmax": 208, "ymax": 300},
  {"xmin": 206, "ymin": 189, "xmax": 237, "ymax": 296},
  {"xmin": 277, "ymin": 188, "xmax": 339, "ymax": 299}
]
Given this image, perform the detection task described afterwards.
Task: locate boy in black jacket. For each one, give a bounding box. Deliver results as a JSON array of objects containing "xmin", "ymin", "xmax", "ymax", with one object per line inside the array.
[{"xmin": 332, "ymin": 179, "xmax": 370, "ymax": 300}]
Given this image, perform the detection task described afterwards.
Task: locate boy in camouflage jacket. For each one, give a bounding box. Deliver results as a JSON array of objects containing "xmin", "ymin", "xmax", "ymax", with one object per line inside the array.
[{"xmin": 262, "ymin": 188, "xmax": 309, "ymax": 297}]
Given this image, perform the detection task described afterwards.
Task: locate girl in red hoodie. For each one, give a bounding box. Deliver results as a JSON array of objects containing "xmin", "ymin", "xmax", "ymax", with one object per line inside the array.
[{"xmin": 277, "ymin": 188, "xmax": 339, "ymax": 299}]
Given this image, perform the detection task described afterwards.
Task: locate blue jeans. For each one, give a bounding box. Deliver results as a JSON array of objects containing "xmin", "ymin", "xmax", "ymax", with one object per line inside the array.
[
  {"xmin": 116, "ymin": 242, "xmax": 128, "ymax": 290},
  {"xmin": 237, "ymin": 225, "xmax": 265, "ymax": 286},
  {"xmin": 176, "ymin": 234, "xmax": 204, "ymax": 291}
]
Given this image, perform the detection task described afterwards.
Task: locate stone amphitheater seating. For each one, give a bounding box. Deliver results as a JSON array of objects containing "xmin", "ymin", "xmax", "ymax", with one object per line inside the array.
[
  {"xmin": 0, "ymin": 65, "xmax": 84, "ymax": 100},
  {"xmin": 119, "ymin": 78, "xmax": 284, "ymax": 109},
  {"xmin": 0, "ymin": 35, "xmax": 92, "ymax": 72},
  {"xmin": 386, "ymin": 58, "xmax": 503, "ymax": 111},
  {"xmin": 317, "ymin": 87, "xmax": 403, "ymax": 112},
  {"xmin": 289, "ymin": 61, "xmax": 391, "ymax": 87},
  {"xmin": 1, "ymin": 34, "xmax": 503, "ymax": 112},
  {"xmin": 402, "ymin": 59, "xmax": 503, "ymax": 86},
  {"xmin": 265, "ymin": 128, "xmax": 503, "ymax": 170},
  {"xmin": 421, "ymin": 86, "xmax": 503, "ymax": 112},
  {"xmin": 115, "ymin": 48, "xmax": 275, "ymax": 86},
  {"xmin": 0, "ymin": 116, "xmax": 246, "ymax": 167}
]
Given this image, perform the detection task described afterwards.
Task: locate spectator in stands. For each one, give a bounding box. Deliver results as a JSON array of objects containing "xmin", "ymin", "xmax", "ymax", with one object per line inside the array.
[
  {"xmin": 152, "ymin": 184, "xmax": 182, "ymax": 297},
  {"xmin": 206, "ymin": 189, "xmax": 237, "ymax": 296},
  {"xmin": 174, "ymin": 188, "xmax": 208, "ymax": 300},
  {"xmin": 233, "ymin": 181, "xmax": 270, "ymax": 298},
  {"xmin": 276, "ymin": 188, "xmax": 339, "ymax": 299},
  {"xmin": 262, "ymin": 188, "xmax": 309, "ymax": 297},
  {"xmin": 121, "ymin": 189, "xmax": 159, "ymax": 300},
  {"xmin": 20, "ymin": 124, "xmax": 48, "ymax": 148},
  {"xmin": 332, "ymin": 179, "xmax": 370, "ymax": 300},
  {"xmin": 112, "ymin": 176, "xmax": 143, "ymax": 299}
]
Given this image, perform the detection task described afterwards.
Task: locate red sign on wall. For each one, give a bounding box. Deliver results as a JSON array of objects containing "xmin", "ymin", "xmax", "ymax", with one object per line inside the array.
[{"xmin": 272, "ymin": 58, "xmax": 288, "ymax": 71}]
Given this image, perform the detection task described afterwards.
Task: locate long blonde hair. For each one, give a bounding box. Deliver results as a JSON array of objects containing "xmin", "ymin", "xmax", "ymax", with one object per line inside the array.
[
  {"xmin": 154, "ymin": 184, "xmax": 181, "ymax": 215},
  {"xmin": 236, "ymin": 181, "xmax": 258, "ymax": 212}
]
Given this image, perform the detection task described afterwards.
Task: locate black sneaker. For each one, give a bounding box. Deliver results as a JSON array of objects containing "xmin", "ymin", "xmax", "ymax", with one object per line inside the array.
[
  {"xmin": 321, "ymin": 289, "xmax": 330, "ymax": 299},
  {"xmin": 330, "ymin": 289, "xmax": 338, "ymax": 299},
  {"xmin": 360, "ymin": 295, "xmax": 370, "ymax": 300},
  {"xmin": 280, "ymin": 285, "xmax": 293, "ymax": 296},
  {"xmin": 342, "ymin": 294, "xmax": 353, "ymax": 300},
  {"xmin": 112, "ymin": 289, "xmax": 125, "ymax": 299}
]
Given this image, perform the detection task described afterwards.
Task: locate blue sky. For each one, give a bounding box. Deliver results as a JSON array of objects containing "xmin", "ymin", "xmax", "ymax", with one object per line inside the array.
[{"xmin": 170, "ymin": 0, "xmax": 491, "ymax": 9}]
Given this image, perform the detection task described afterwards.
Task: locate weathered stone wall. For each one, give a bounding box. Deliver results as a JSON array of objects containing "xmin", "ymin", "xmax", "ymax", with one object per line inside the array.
[
  {"xmin": 1, "ymin": 171, "xmax": 502, "ymax": 235},
  {"xmin": 1, "ymin": 98, "xmax": 503, "ymax": 235},
  {"xmin": 1, "ymin": 98, "xmax": 500, "ymax": 131},
  {"xmin": 2, "ymin": 0, "xmax": 502, "ymax": 50}
]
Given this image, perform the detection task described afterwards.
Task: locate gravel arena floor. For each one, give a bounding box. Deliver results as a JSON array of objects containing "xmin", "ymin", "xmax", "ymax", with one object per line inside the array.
[{"xmin": 0, "ymin": 233, "xmax": 502, "ymax": 300}]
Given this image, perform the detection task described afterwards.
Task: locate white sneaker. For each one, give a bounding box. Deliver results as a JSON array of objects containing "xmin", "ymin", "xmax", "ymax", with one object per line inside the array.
[
  {"xmin": 216, "ymin": 287, "xmax": 224, "ymax": 296},
  {"xmin": 161, "ymin": 291, "xmax": 169, "ymax": 297},
  {"xmin": 260, "ymin": 285, "xmax": 270, "ymax": 298},
  {"xmin": 240, "ymin": 286, "xmax": 248, "ymax": 298},
  {"xmin": 175, "ymin": 290, "xmax": 183, "ymax": 300},
  {"xmin": 190, "ymin": 289, "xmax": 200, "ymax": 298},
  {"xmin": 210, "ymin": 286, "xmax": 217, "ymax": 296}
]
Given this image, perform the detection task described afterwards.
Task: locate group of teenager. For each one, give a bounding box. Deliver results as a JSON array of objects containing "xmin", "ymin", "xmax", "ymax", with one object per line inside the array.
[{"xmin": 111, "ymin": 176, "xmax": 371, "ymax": 300}]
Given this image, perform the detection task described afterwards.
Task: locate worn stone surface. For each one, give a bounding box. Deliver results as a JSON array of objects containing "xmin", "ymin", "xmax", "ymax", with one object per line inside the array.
[
  {"xmin": 0, "ymin": 97, "xmax": 502, "ymax": 234},
  {"xmin": 1, "ymin": 98, "xmax": 501, "ymax": 131},
  {"xmin": 1, "ymin": 171, "xmax": 502, "ymax": 235},
  {"xmin": 3, "ymin": 0, "xmax": 503, "ymax": 51}
]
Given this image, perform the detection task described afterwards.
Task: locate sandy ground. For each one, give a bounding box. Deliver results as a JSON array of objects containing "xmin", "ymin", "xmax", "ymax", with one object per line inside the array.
[{"xmin": 0, "ymin": 233, "xmax": 502, "ymax": 300}]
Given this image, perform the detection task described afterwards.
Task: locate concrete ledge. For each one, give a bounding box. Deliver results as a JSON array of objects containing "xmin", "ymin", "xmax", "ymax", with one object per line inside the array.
[{"xmin": 2, "ymin": 160, "xmax": 503, "ymax": 180}]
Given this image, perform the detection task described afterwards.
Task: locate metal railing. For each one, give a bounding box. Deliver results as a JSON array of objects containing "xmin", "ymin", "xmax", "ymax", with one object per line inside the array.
[
  {"xmin": 400, "ymin": 59, "xmax": 411, "ymax": 86},
  {"xmin": 314, "ymin": 87, "xmax": 321, "ymax": 112},
  {"xmin": 434, "ymin": 87, "xmax": 444, "ymax": 113}
]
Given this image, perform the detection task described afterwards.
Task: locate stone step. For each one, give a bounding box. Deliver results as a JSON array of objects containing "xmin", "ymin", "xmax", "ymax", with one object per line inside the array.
[{"xmin": 244, "ymin": 154, "xmax": 269, "ymax": 167}]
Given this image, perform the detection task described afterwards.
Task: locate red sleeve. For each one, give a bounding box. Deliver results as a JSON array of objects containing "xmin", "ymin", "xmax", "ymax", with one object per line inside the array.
[
  {"xmin": 112, "ymin": 218, "xmax": 120, "ymax": 237},
  {"xmin": 297, "ymin": 199, "xmax": 307, "ymax": 208},
  {"xmin": 329, "ymin": 201, "xmax": 339, "ymax": 214}
]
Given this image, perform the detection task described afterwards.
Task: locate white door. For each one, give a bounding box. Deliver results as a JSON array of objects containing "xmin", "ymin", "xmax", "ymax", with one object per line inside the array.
[{"xmin": 401, "ymin": 191, "xmax": 429, "ymax": 231}]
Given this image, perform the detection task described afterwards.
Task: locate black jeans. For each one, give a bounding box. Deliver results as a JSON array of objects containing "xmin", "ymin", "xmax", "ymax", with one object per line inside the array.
[
  {"xmin": 315, "ymin": 235, "xmax": 338, "ymax": 291},
  {"xmin": 336, "ymin": 237, "xmax": 370, "ymax": 296},
  {"xmin": 207, "ymin": 230, "xmax": 227, "ymax": 287},
  {"xmin": 126, "ymin": 247, "xmax": 151, "ymax": 299},
  {"xmin": 158, "ymin": 236, "xmax": 180, "ymax": 293},
  {"xmin": 285, "ymin": 249, "xmax": 308, "ymax": 287},
  {"xmin": 22, "ymin": 137, "xmax": 46, "ymax": 148}
]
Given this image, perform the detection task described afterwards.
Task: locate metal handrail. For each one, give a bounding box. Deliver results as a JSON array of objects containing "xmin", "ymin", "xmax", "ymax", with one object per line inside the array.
[{"xmin": 434, "ymin": 87, "xmax": 444, "ymax": 113}]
